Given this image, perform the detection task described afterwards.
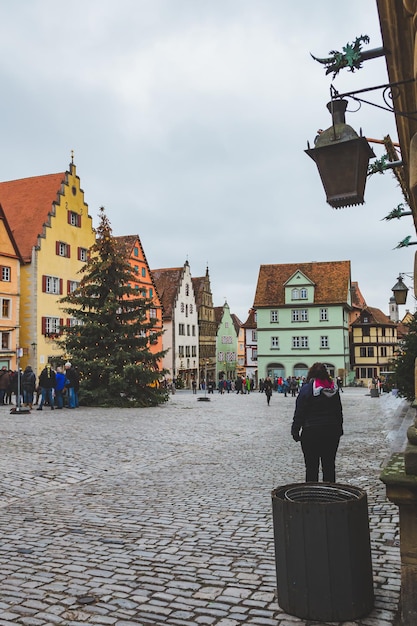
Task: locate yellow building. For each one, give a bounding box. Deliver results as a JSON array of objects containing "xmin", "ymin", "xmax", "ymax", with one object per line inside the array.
[
  {"xmin": 0, "ymin": 205, "xmax": 22, "ymax": 370},
  {"xmin": 0, "ymin": 158, "xmax": 95, "ymax": 374}
]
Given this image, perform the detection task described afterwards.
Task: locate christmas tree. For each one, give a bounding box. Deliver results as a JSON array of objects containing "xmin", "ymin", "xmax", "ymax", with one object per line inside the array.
[
  {"xmin": 58, "ymin": 207, "xmax": 168, "ymax": 407},
  {"xmin": 392, "ymin": 311, "xmax": 417, "ymax": 402}
]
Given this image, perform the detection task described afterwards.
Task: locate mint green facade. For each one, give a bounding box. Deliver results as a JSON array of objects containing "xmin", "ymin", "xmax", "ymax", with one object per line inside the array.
[
  {"xmin": 257, "ymin": 270, "xmax": 351, "ymax": 382},
  {"xmin": 215, "ymin": 302, "xmax": 237, "ymax": 382}
]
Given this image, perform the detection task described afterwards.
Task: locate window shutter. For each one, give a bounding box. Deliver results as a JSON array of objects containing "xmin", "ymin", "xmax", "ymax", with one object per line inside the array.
[
  {"xmin": 56, "ymin": 241, "xmax": 60, "ymax": 255},
  {"xmin": 77, "ymin": 214, "xmax": 82, "ymax": 227},
  {"xmin": 59, "ymin": 279, "xmax": 63, "ymax": 295},
  {"xmin": 66, "ymin": 318, "xmax": 71, "ymax": 326},
  {"xmin": 77, "ymin": 247, "xmax": 81, "ymax": 261},
  {"xmin": 41, "ymin": 317, "xmax": 46, "ymax": 335},
  {"xmin": 67, "ymin": 280, "xmax": 71, "ymax": 294},
  {"xmin": 67, "ymin": 244, "xmax": 71, "ymax": 258},
  {"xmin": 67, "ymin": 211, "xmax": 71, "ymax": 224},
  {"xmin": 59, "ymin": 318, "xmax": 64, "ymax": 333},
  {"xmin": 42, "ymin": 275, "xmax": 47, "ymax": 292}
]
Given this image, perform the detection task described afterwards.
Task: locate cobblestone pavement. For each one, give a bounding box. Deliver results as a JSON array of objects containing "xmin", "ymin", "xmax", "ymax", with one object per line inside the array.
[{"xmin": 0, "ymin": 388, "xmax": 411, "ymax": 626}]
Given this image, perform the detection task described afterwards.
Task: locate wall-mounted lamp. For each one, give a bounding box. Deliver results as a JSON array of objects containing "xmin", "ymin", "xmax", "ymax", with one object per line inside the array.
[
  {"xmin": 30, "ymin": 342, "xmax": 37, "ymax": 352},
  {"xmin": 392, "ymin": 274, "xmax": 409, "ymax": 305},
  {"xmin": 305, "ymin": 99, "xmax": 375, "ymax": 208}
]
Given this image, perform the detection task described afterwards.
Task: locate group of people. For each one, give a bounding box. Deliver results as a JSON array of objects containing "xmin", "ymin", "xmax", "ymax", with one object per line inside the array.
[{"xmin": 2, "ymin": 362, "xmax": 80, "ymax": 410}]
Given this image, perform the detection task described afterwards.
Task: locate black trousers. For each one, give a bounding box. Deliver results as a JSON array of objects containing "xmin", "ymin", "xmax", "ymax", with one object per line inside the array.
[{"xmin": 301, "ymin": 427, "xmax": 341, "ymax": 482}]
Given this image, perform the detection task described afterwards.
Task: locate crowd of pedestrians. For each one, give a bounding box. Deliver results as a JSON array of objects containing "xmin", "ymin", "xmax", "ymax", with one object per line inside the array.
[{"xmin": 0, "ymin": 362, "xmax": 80, "ymax": 410}]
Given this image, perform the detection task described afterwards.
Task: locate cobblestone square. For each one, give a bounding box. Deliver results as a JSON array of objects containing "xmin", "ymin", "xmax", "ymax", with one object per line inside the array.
[{"xmin": 0, "ymin": 388, "xmax": 408, "ymax": 625}]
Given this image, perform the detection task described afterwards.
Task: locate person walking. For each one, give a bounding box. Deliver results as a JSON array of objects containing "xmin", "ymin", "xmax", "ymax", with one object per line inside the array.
[
  {"xmin": 264, "ymin": 376, "xmax": 273, "ymax": 406},
  {"xmin": 0, "ymin": 366, "xmax": 10, "ymax": 405},
  {"xmin": 64, "ymin": 362, "xmax": 78, "ymax": 408},
  {"xmin": 291, "ymin": 362, "xmax": 343, "ymax": 483},
  {"xmin": 54, "ymin": 366, "xmax": 66, "ymax": 409},
  {"xmin": 22, "ymin": 365, "xmax": 36, "ymax": 409},
  {"xmin": 37, "ymin": 364, "xmax": 56, "ymax": 410}
]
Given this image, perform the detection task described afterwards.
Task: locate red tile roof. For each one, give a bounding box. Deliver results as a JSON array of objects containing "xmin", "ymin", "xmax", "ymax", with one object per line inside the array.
[
  {"xmin": 151, "ymin": 267, "xmax": 184, "ymax": 320},
  {"xmin": 0, "ymin": 172, "xmax": 66, "ymax": 262},
  {"xmin": 351, "ymin": 306, "xmax": 396, "ymax": 327},
  {"xmin": 253, "ymin": 261, "xmax": 351, "ymax": 307}
]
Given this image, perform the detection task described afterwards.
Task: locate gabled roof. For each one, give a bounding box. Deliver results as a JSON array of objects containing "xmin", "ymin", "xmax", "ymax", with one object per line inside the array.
[
  {"xmin": 351, "ymin": 281, "xmax": 367, "ymax": 309},
  {"xmin": 351, "ymin": 306, "xmax": 396, "ymax": 327},
  {"xmin": 231, "ymin": 313, "xmax": 243, "ymax": 336},
  {"xmin": 242, "ymin": 308, "xmax": 256, "ymax": 328},
  {"xmin": 254, "ymin": 261, "xmax": 351, "ymax": 307},
  {"xmin": 115, "ymin": 235, "xmax": 162, "ymax": 304},
  {"xmin": 191, "ymin": 276, "xmax": 205, "ymax": 308},
  {"xmin": 151, "ymin": 267, "xmax": 184, "ymax": 320},
  {"xmin": 0, "ymin": 204, "xmax": 23, "ymax": 262},
  {"xmin": 0, "ymin": 172, "xmax": 66, "ymax": 262}
]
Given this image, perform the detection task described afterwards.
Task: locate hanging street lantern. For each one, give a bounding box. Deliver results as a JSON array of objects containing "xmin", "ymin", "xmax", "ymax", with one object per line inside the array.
[
  {"xmin": 391, "ymin": 275, "xmax": 409, "ymax": 305},
  {"xmin": 305, "ymin": 99, "xmax": 375, "ymax": 208}
]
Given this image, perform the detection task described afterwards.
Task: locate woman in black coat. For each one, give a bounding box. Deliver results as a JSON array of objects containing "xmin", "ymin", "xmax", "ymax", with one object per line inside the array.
[{"xmin": 291, "ymin": 362, "xmax": 343, "ymax": 483}]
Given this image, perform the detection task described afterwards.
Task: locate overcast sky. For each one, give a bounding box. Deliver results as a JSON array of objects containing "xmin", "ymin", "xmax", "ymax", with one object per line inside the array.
[{"xmin": 0, "ymin": 1, "xmax": 413, "ymax": 322}]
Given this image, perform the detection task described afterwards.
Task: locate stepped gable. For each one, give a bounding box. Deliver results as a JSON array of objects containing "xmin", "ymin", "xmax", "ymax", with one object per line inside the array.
[
  {"xmin": 254, "ymin": 260, "xmax": 351, "ymax": 307},
  {"xmin": 0, "ymin": 172, "xmax": 65, "ymax": 262}
]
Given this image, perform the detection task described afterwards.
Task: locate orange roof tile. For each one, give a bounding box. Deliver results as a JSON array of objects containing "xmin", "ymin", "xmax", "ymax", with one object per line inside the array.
[
  {"xmin": 0, "ymin": 172, "xmax": 65, "ymax": 262},
  {"xmin": 253, "ymin": 261, "xmax": 351, "ymax": 307}
]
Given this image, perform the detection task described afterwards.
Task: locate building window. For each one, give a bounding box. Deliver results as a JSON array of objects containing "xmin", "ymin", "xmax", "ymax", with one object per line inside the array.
[
  {"xmin": 133, "ymin": 247, "xmax": 139, "ymax": 257},
  {"xmin": 179, "ymin": 323, "xmax": 185, "ymax": 335},
  {"xmin": 56, "ymin": 241, "xmax": 71, "ymax": 257},
  {"xmin": 252, "ymin": 348, "xmax": 258, "ymax": 361},
  {"xmin": 362, "ymin": 327, "xmax": 370, "ymax": 337},
  {"xmin": 320, "ymin": 335, "xmax": 329, "ymax": 348},
  {"xmin": 178, "ymin": 345, "xmax": 184, "ymax": 358},
  {"xmin": 292, "ymin": 336, "xmax": 309, "ymax": 348},
  {"xmin": 43, "ymin": 275, "xmax": 63, "ymax": 295},
  {"xmin": 271, "ymin": 310, "xmax": 279, "ymax": 323},
  {"xmin": 149, "ymin": 288, "xmax": 153, "ymax": 298},
  {"xmin": 67, "ymin": 280, "xmax": 80, "ymax": 294},
  {"xmin": 292, "ymin": 309, "xmax": 308, "ymax": 322},
  {"xmin": 320, "ymin": 308, "xmax": 328, "ymax": 321},
  {"xmin": 360, "ymin": 347, "xmax": 366, "ymax": 357},
  {"xmin": 0, "ymin": 332, "xmax": 10, "ymax": 350},
  {"xmin": 134, "ymin": 265, "xmax": 139, "ymax": 274},
  {"xmin": 0, "ymin": 266, "xmax": 11, "ymax": 282},
  {"xmin": 252, "ymin": 330, "xmax": 257, "ymax": 341},
  {"xmin": 42, "ymin": 316, "xmax": 62, "ymax": 335},
  {"xmin": 78, "ymin": 247, "xmax": 88, "ymax": 262},
  {"xmin": 292, "ymin": 288, "xmax": 308, "ymax": 300},
  {"xmin": 187, "ymin": 325, "xmax": 190, "ymax": 336},
  {"xmin": 181, "ymin": 302, "xmax": 185, "ymax": 313},
  {"xmin": 68, "ymin": 211, "xmax": 81, "ymax": 227},
  {"xmin": 192, "ymin": 345, "xmax": 197, "ymax": 357},
  {"xmin": 185, "ymin": 283, "xmax": 189, "ymax": 296},
  {"xmin": 222, "ymin": 335, "xmax": 232, "ymax": 344},
  {"xmin": 380, "ymin": 346, "xmax": 387, "ymax": 357},
  {"xmin": 192, "ymin": 325, "xmax": 196, "ymax": 336},
  {"xmin": 185, "ymin": 346, "xmax": 191, "ymax": 357},
  {"xmin": 150, "ymin": 308, "xmax": 157, "ymax": 319},
  {"xmin": 368, "ymin": 347, "xmax": 374, "ymax": 357},
  {"xmin": 190, "ymin": 304, "xmax": 193, "ymax": 314},
  {"xmin": 67, "ymin": 318, "xmax": 83, "ymax": 327},
  {"xmin": 271, "ymin": 336, "xmax": 279, "ymax": 349},
  {"xmin": 1, "ymin": 299, "xmax": 10, "ymax": 318}
]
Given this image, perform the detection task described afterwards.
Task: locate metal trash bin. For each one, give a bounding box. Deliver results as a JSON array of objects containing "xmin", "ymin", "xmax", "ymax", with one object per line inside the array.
[{"xmin": 271, "ymin": 483, "xmax": 374, "ymax": 621}]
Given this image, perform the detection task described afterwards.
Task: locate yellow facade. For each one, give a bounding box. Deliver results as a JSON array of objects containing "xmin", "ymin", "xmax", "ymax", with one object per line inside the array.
[{"xmin": 20, "ymin": 163, "xmax": 95, "ymax": 373}]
